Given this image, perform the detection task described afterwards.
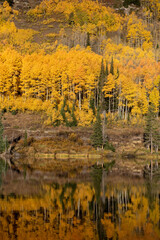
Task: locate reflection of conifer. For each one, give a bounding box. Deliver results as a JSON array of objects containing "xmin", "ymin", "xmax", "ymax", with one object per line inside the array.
[{"xmin": 91, "ymin": 110, "xmax": 103, "ymax": 149}]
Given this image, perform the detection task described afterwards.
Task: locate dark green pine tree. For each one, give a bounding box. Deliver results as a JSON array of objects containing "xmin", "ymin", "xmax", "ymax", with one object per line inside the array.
[
  {"xmin": 110, "ymin": 56, "xmax": 114, "ymax": 75},
  {"xmin": 91, "ymin": 110, "xmax": 103, "ymax": 149},
  {"xmin": 144, "ymin": 104, "xmax": 160, "ymax": 154},
  {"xmin": 70, "ymin": 102, "xmax": 77, "ymax": 127},
  {"xmin": 105, "ymin": 61, "xmax": 109, "ymax": 76},
  {"xmin": 86, "ymin": 32, "xmax": 90, "ymax": 47},
  {"xmin": 0, "ymin": 116, "xmax": 5, "ymax": 154},
  {"xmin": 104, "ymin": 62, "xmax": 109, "ymax": 111},
  {"xmin": 98, "ymin": 59, "xmax": 105, "ymax": 109},
  {"xmin": 90, "ymin": 96, "xmax": 96, "ymax": 115},
  {"xmin": 61, "ymin": 98, "xmax": 77, "ymax": 127}
]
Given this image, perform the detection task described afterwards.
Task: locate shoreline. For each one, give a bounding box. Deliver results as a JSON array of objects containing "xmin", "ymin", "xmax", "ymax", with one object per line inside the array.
[{"xmin": 0, "ymin": 112, "xmax": 158, "ymax": 178}]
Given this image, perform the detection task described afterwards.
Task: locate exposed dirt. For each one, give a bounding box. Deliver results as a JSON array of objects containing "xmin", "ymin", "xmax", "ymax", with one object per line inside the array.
[{"xmin": 2, "ymin": 112, "xmax": 144, "ymax": 151}]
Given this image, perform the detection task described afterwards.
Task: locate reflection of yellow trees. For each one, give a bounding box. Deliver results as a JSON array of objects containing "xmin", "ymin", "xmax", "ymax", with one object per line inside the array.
[
  {"xmin": 74, "ymin": 183, "xmax": 95, "ymax": 213},
  {"xmin": 0, "ymin": 182, "xmax": 97, "ymax": 240},
  {"xmin": 0, "ymin": 181, "xmax": 160, "ymax": 239},
  {"xmin": 102, "ymin": 184, "xmax": 160, "ymax": 240}
]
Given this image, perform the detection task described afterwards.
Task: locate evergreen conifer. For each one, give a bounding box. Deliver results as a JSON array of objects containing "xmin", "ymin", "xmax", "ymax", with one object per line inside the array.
[
  {"xmin": 105, "ymin": 61, "xmax": 109, "ymax": 76},
  {"xmin": 110, "ymin": 56, "xmax": 114, "ymax": 75},
  {"xmin": 144, "ymin": 104, "xmax": 160, "ymax": 153},
  {"xmin": 91, "ymin": 110, "xmax": 103, "ymax": 149},
  {"xmin": 98, "ymin": 59, "xmax": 105, "ymax": 109},
  {"xmin": 86, "ymin": 32, "xmax": 90, "ymax": 47}
]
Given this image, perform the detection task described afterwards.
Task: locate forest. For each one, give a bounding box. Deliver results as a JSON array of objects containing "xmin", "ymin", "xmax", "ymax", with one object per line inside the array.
[{"xmin": 0, "ymin": 0, "xmax": 159, "ymax": 127}]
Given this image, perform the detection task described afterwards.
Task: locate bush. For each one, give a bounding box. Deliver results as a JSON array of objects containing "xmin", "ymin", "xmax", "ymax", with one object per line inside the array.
[
  {"xmin": 11, "ymin": 109, "xmax": 18, "ymax": 115},
  {"xmin": 104, "ymin": 140, "xmax": 115, "ymax": 152}
]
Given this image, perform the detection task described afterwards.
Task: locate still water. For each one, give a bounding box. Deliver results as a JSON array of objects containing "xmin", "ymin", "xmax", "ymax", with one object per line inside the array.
[{"xmin": 0, "ymin": 161, "xmax": 159, "ymax": 240}]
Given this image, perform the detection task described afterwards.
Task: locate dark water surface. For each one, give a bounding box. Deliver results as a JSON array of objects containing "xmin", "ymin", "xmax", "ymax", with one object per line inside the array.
[{"xmin": 0, "ymin": 161, "xmax": 160, "ymax": 240}]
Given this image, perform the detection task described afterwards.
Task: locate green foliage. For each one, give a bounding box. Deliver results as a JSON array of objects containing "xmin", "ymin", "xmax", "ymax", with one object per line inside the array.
[
  {"xmin": 98, "ymin": 59, "xmax": 106, "ymax": 108},
  {"xmin": 105, "ymin": 61, "xmax": 109, "ymax": 76},
  {"xmin": 86, "ymin": 32, "xmax": 90, "ymax": 47},
  {"xmin": 1, "ymin": 108, "xmax": 7, "ymax": 115},
  {"xmin": 99, "ymin": 59, "xmax": 105, "ymax": 82},
  {"xmin": 104, "ymin": 140, "xmax": 115, "ymax": 152},
  {"xmin": 74, "ymin": 8, "xmax": 89, "ymax": 26},
  {"xmin": 61, "ymin": 99, "xmax": 77, "ymax": 127},
  {"xmin": 11, "ymin": 109, "xmax": 18, "ymax": 115},
  {"xmin": 90, "ymin": 97, "xmax": 96, "ymax": 115},
  {"xmin": 91, "ymin": 110, "xmax": 103, "ymax": 149},
  {"xmin": 103, "ymin": 160, "xmax": 115, "ymax": 171},
  {"xmin": 91, "ymin": 166, "xmax": 102, "ymax": 203},
  {"xmin": 70, "ymin": 103, "xmax": 77, "ymax": 127},
  {"xmin": 110, "ymin": 56, "xmax": 114, "ymax": 75},
  {"xmin": 68, "ymin": 12, "xmax": 75, "ymax": 25},
  {"xmin": 144, "ymin": 104, "xmax": 160, "ymax": 153}
]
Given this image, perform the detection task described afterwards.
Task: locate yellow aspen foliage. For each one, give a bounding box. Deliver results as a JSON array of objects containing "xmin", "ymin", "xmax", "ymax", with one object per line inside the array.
[
  {"xmin": 126, "ymin": 13, "xmax": 152, "ymax": 49},
  {"xmin": 103, "ymin": 73, "xmax": 115, "ymax": 98},
  {"xmin": 27, "ymin": 0, "xmax": 121, "ymax": 35},
  {"xmin": 0, "ymin": 48, "xmax": 22, "ymax": 97},
  {"xmin": 149, "ymin": 87, "xmax": 159, "ymax": 113},
  {"xmin": 101, "ymin": 216, "xmax": 115, "ymax": 239},
  {"xmin": 75, "ymin": 100, "xmax": 95, "ymax": 126}
]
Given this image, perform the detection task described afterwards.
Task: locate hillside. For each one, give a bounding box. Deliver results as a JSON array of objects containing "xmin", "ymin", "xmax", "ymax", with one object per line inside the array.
[{"xmin": 0, "ymin": 0, "xmax": 159, "ymax": 129}]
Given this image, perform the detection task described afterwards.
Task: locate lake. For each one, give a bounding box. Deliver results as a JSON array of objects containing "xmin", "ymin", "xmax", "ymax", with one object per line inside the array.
[{"xmin": 0, "ymin": 160, "xmax": 159, "ymax": 240}]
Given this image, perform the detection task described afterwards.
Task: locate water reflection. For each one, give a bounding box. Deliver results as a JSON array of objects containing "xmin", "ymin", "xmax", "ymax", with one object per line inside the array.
[{"xmin": 0, "ymin": 165, "xmax": 159, "ymax": 239}]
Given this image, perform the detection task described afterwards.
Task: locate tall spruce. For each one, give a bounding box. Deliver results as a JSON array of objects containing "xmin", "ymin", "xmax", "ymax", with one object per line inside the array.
[
  {"xmin": 104, "ymin": 62, "xmax": 109, "ymax": 111},
  {"xmin": 86, "ymin": 32, "xmax": 90, "ymax": 47},
  {"xmin": 105, "ymin": 61, "xmax": 109, "ymax": 76},
  {"xmin": 91, "ymin": 110, "xmax": 103, "ymax": 149},
  {"xmin": 110, "ymin": 56, "xmax": 114, "ymax": 75},
  {"xmin": 144, "ymin": 104, "xmax": 160, "ymax": 154},
  {"xmin": 98, "ymin": 59, "xmax": 105, "ymax": 109}
]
